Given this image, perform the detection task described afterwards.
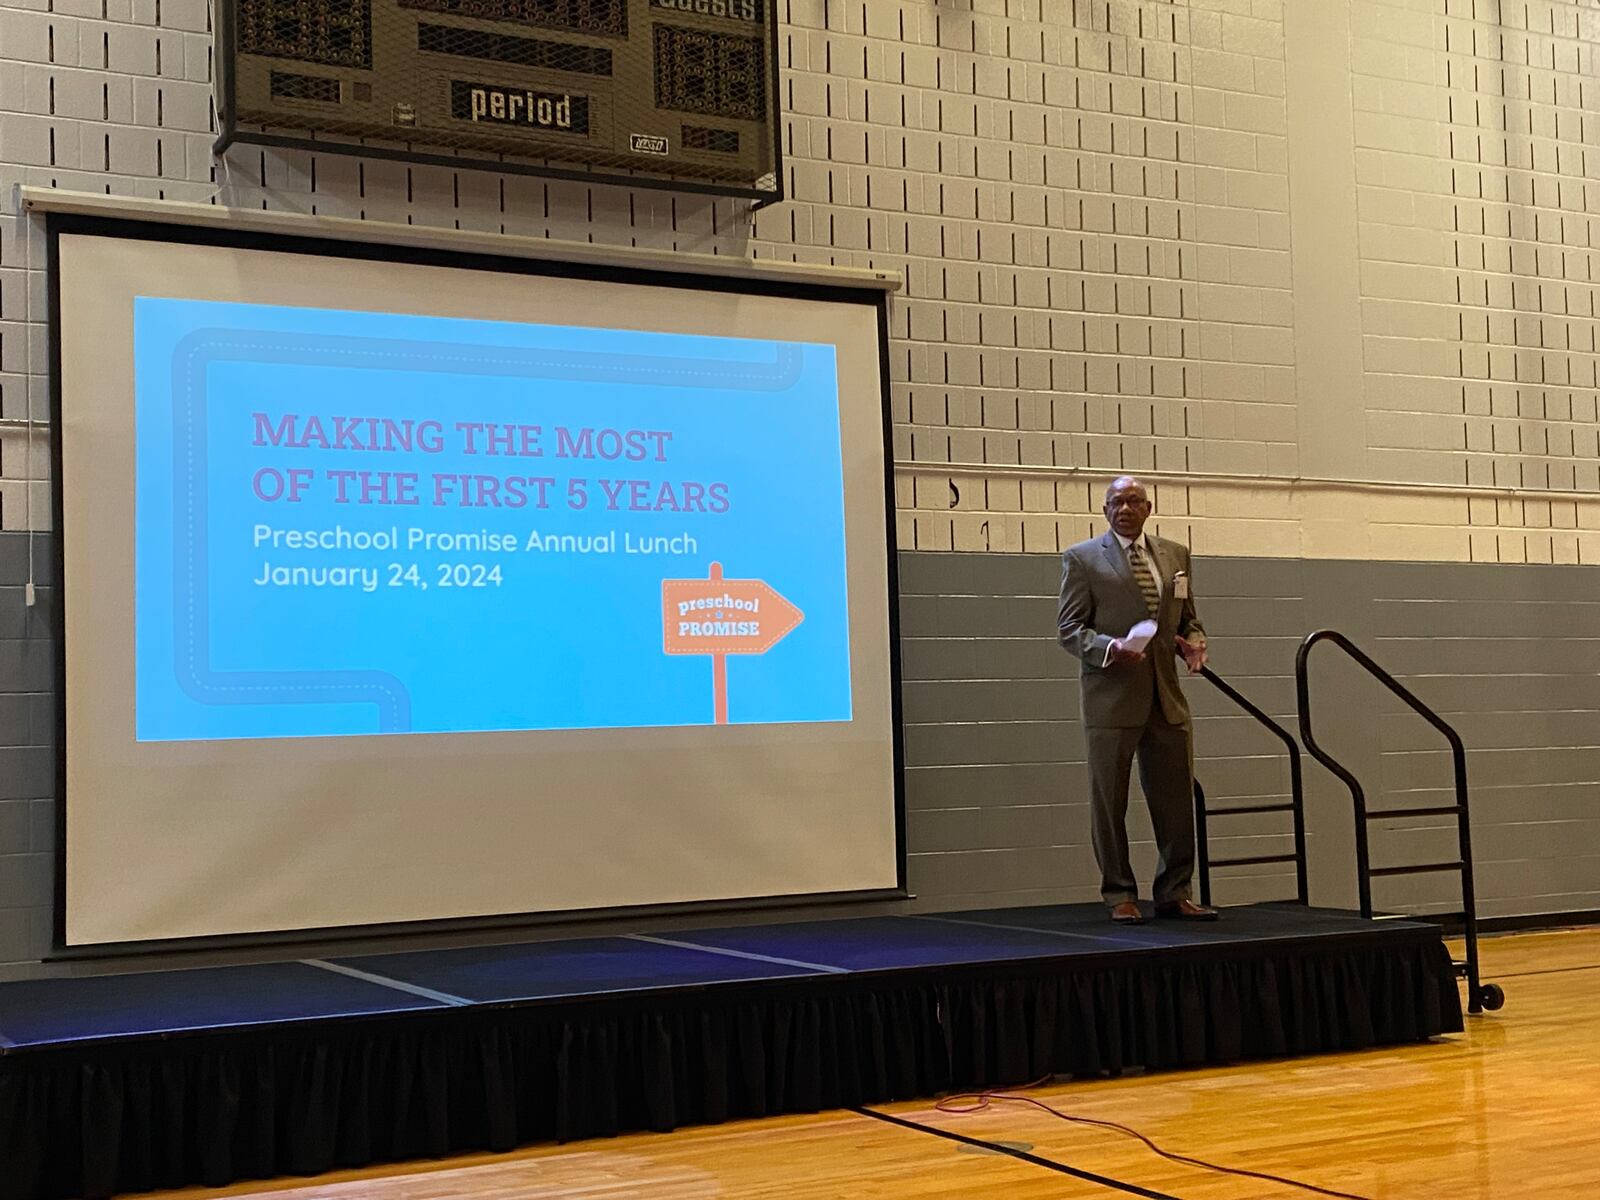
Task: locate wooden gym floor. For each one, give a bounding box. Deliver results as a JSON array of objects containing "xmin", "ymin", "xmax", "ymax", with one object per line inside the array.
[{"xmin": 146, "ymin": 927, "xmax": 1600, "ymax": 1200}]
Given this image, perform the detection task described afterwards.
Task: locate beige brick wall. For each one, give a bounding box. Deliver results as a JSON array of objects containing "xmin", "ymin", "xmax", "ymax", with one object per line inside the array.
[
  {"xmin": 3, "ymin": 0, "xmax": 1600, "ymax": 563},
  {"xmin": 1349, "ymin": 0, "xmax": 1600, "ymax": 561}
]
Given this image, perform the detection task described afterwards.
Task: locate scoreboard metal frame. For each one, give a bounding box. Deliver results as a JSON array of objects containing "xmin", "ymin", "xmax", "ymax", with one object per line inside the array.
[{"xmin": 213, "ymin": 0, "xmax": 785, "ymax": 205}]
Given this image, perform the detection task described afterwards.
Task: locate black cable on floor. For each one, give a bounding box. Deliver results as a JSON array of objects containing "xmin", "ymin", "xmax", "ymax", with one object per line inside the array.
[
  {"xmin": 848, "ymin": 1104, "xmax": 1184, "ymax": 1199},
  {"xmin": 932, "ymin": 1082, "xmax": 1373, "ymax": 1200}
]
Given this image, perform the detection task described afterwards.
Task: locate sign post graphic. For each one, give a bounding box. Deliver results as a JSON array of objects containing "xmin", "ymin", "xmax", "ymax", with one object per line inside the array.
[{"xmin": 663, "ymin": 563, "xmax": 804, "ymax": 724}]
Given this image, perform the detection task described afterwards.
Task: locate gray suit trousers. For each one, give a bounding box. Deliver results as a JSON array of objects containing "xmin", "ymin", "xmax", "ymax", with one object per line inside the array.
[{"xmin": 1086, "ymin": 713, "xmax": 1196, "ymax": 906}]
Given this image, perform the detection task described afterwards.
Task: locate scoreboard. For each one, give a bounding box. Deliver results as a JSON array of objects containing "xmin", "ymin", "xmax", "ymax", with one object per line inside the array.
[{"xmin": 214, "ymin": 0, "xmax": 781, "ymax": 196}]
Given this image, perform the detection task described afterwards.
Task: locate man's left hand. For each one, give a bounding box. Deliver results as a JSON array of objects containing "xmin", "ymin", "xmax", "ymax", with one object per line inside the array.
[{"xmin": 1176, "ymin": 635, "xmax": 1208, "ymax": 675}]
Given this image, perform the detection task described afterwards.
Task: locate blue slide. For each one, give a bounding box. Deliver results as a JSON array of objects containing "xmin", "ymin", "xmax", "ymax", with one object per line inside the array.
[{"xmin": 133, "ymin": 298, "xmax": 853, "ymax": 741}]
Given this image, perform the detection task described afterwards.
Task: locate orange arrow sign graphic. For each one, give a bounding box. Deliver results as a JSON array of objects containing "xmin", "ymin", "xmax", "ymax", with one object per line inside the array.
[
  {"xmin": 662, "ymin": 563, "xmax": 804, "ymax": 724},
  {"xmin": 662, "ymin": 566, "xmax": 804, "ymax": 657}
]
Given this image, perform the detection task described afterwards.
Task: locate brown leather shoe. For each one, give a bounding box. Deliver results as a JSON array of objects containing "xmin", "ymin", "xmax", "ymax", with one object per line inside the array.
[
  {"xmin": 1155, "ymin": 899, "xmax": 1219, "ymax": 920},
  {"xmin": 1109, "ymin": 900, "xmax": 1146, "ymax": 925}
]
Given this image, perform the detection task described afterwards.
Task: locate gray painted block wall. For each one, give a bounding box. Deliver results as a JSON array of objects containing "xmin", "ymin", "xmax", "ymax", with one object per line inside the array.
[
  {"xmin": 0, "ymin": 532, "xmax": 54, "ymax": 969},
  {"xmin": 899, "ymin": 549, "xmax": 1310, "ymax": 912},
  {"xmin": 898, "ymin": 551, "xmax": 1600, "ymax": 920},
  {"xmin": 1, "ymin": 532, "xmax": 1596, "ymax": 977}
]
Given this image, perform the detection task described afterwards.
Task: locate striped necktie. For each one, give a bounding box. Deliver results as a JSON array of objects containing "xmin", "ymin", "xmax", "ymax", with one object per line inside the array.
[{"xmin": 1127, "ymin": 541, "xmax": 1161, "ymax": 617}]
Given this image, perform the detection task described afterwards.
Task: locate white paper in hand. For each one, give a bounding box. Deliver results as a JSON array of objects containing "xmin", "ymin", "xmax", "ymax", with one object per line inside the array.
[{"xmin": 1120, "ymin": 619, "xmax": 1158, "ymax": 652}]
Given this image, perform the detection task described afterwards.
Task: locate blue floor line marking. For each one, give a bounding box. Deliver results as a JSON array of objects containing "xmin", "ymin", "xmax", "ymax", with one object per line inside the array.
[
  {"xmin": 303, "ymin": 959, "xmax": 472, "ymax": 1006},
  {"xmin": 911, "ymin": 912, "xmax": 1153, "ymax": 950},
  {"xmin": 623, "ymin": 933, "xmax": 849, "ymax": 975}
]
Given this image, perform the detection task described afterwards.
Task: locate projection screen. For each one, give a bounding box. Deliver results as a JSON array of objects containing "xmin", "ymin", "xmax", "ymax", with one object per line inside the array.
[{"xmin": 53, "ymin": 216, "xmax": 902, "ymax": 948}]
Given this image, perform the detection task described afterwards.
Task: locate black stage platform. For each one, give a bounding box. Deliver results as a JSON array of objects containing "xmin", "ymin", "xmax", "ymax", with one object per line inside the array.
[{"xmin": 0, "ymin": 903, "xmax": 1463, "ymax": 1200}]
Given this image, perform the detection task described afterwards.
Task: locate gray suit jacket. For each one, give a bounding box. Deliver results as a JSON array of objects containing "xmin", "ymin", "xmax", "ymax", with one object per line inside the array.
[{"xmin": 1057, "ymin": 532, "xmax": 1206, "ymax": 728}]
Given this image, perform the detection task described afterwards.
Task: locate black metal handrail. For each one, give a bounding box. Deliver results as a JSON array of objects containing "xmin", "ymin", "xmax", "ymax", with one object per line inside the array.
[
  {"xmin": 1192, "ymin": 667, "xmax": 1308, "ymax": 907},
  {"xmin": 1295, "ymin": 629, "xmax": 1502, "ymax": 1014}
]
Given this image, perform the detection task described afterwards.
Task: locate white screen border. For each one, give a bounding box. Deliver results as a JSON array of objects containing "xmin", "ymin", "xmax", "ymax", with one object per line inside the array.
[{"xmin": 47, "ymin": 210, "xmax": 907, "ymax": 955}]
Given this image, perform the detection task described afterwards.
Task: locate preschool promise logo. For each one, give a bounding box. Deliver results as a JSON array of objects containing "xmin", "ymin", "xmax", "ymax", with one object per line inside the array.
[
  {"xmin": 662, "ymin": 563, "xmax": 805, "ymax": 725},
  {"xmin": 450, "ymin": 81, "xmax": 590, "ymax": 134}
]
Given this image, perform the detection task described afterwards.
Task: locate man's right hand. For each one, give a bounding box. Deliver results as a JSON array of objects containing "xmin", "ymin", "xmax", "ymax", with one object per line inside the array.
[{"xmin": 1106, "ymin": 639, "xmax": 1146, "ymax": 666}]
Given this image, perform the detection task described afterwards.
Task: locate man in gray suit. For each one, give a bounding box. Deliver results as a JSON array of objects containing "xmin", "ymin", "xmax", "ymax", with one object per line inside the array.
[{"xmin": 1058, "ymin": 476, "xmax": 1218, "ymax": 924}]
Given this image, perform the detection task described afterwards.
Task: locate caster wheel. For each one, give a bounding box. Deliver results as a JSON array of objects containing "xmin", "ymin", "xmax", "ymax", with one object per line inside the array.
[{"xmin": 1477, "ymin": 983, "xmax": 1505, "ymax": 1012}]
